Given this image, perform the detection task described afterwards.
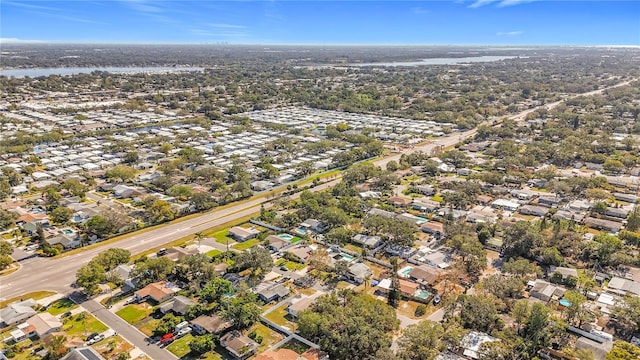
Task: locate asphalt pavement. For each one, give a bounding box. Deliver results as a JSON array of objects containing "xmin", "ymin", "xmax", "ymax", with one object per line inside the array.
[{"xmin": 81, "ymin": 299, "xmax": 178, "ymax": 359}]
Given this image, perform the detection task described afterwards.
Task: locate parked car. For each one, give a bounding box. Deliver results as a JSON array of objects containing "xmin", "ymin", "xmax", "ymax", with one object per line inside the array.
[
  {"xmin": 87, "ymin": 334, "xmax": 105, "ymax": 345},
  {"xmin": 61, "ymin": 311, "xmax": 72, "ymax": 318},
  {"xmin": 176, "ymin": 327, "xmax": 192, "ymax": 338},
  {"xmin": 86, "ymin": 333, "xmax": 99, "ymax": 341},
  {"xmin": 433, "ymin": 295, "xmax": 441, "ymax": 305}
]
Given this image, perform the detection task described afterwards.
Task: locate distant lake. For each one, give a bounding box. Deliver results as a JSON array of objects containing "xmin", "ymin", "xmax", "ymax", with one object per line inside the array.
[
  {"xmin": 352, "ymin": 55, "xmax": 521, "ymax": 67},
  {"xmin": 0, "ymin": 66, "xmax": 204, "ymax": 78}
]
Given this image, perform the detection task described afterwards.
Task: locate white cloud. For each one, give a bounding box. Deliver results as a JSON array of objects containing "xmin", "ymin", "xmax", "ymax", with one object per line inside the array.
[
  {"xmin": 0, "ymin": 38, "xmax": 45, "ymax": 44},
  {"xmin": 469, "ymin": 0, "xmax": 536, "ymax": 8},
  {"xmin": 496, "ymin": 31, "xmax": 524, "ymax": 36},
  {"xmin": 206, "ymin": 23, "xmax": 247, "ymax": 29}
]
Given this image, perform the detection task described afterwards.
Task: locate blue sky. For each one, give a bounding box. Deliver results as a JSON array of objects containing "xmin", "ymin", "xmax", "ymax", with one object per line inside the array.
[{"xmin": 1, "ymin": 1, "xmax": 639, "ymax": 45}]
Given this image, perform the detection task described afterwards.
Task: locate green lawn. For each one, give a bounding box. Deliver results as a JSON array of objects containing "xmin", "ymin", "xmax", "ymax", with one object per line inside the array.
[
  {"xmin": 116, "ymin": 304, "xmax": 153, "ymax": 325},
  {"xmin": 64, "ymin": 313, "xmax": 108, "ymax": 338},
  {"xmin": 431, "ymin": 194, "xmax": 444, "ymax": 203},
  {"xmin": 252, "ymin": 323, "xmax": 285, "ymax": 352},
  {"xmin": 344, "ymin": 244, "xmax": 362, "ymax": 254},
  {"xmin": 206, "ymin": 249, "xmax": 222, "ymax": 257},
  {"xmin": 290, "ymin": 236, "xmax": 302, "ymax": 244},
  {"xmin": 263, "ymin": 305, "xmax": 295, "ymax": 329},
  {"xmin": 275, "ymin": 258, "xmax": 286, "ymax": 266},
  {"xmin": 138, "ymin": 319, "xmax": 160, "ymax": 336},
  {"xmin": 166, "ymin": 333, "xmax": 193, "ymax": 358},
  {"xmin": 206, "ymin": 228, "xmax": 234, "ymax": 245},
  {"xmin": 0, "ymin": 291, "xmax": 55, "ymax": 308},
  {"xmin": 232, "ymin": 238, "xmax": 260, "ymax": 251},
  {"xmin": 284, "ymin": 261, "xmax": 305, "ymax": 271},
  {"xmin": 46, "ymin": 298, "xmax": 78, "ymax": 316}
]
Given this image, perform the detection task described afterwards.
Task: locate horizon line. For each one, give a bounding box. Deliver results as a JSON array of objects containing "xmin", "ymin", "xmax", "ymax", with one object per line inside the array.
[{"xmin": 1, "ymin": 40, "xmax": 639, "ymax": 48}]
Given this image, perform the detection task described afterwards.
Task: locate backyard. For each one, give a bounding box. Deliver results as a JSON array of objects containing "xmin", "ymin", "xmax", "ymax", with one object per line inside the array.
[
  {"xmin": 232, "ymin": 238, "xmax": 260, "ymax": 251},
  {"xmin": 263, "ymin": 304, "xmax": 296, "ymax": 331}
]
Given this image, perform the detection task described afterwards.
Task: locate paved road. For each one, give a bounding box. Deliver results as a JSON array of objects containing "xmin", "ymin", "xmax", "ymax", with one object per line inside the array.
[
  {"xmin": 81, "ymin": 299, "xmax": 177, "ymax": 360},
  {"xmin": 1, "ymin": 78, "xmax": 635, "ymax": 302}
]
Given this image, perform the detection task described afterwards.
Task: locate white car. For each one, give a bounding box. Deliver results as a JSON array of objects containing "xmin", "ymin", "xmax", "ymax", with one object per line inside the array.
[
  {"xmin": 87, "ymin": 334, "xmax": 105, "ymax": 345},
  {"xmin": 175, "ymin": 327, "xmax": 192, "ymax": 338}
]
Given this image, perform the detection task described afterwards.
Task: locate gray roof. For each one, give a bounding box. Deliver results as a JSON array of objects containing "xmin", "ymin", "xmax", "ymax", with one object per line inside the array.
[
  {"xmin": 61, "ymin": 347, "xmax": 105, "ymax": 360},
  {"xmin": 0, "ymin": 299, "xmax": 37, "ymax": 325},
  {"xmin": 257, "ymin": 284, "xmax": 290, "ymax": 301}
]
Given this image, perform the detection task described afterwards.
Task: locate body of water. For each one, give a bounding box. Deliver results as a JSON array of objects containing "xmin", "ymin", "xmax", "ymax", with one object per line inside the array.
[
  {"xmin": 352, "ymin": 55, "xmax": 521, "ymax": 67},
  {"xmin": 0, "ymin": 66, "xmax": 204, "ymax": 78}
]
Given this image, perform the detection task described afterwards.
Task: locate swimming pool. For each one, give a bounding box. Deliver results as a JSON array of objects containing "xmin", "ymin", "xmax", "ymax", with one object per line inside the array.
[
  {"xmin": 559, "ymin": 299, "xmax": 572, "ymax": 307},
  {"xmin": 340, "ymin": 253, "xmax": 354, "ymax": 261},
  {"xmin": 415, "ymin": 290, "xmax": 431, "ymax": 299},
  {"xmin": 399, "ymin": 266, "xmax": 413, "ymax": 277},
  {"xmin": 62, "ymin": 229, "xmax": 74, "ymax": 235},
  {"xmin": 297, "ymin": 228, "xmax": 308, "ymax": 235},
  {"xmin": 278, "ymin": 234, "xmax": 294, "ymax": 240}
]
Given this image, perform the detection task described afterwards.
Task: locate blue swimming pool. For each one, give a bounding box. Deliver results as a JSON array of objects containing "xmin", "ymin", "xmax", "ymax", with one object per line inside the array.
[
  {"xmin": 415, "ymin": 290, "xmax": 431, "ymax": 299},
  {"xmin": 559, "ymin": 299, "xmax": 572, "ymax": 307},
  {"xmin": 278, "ymin": 234, "xmax": 294, "ymax": 240}
]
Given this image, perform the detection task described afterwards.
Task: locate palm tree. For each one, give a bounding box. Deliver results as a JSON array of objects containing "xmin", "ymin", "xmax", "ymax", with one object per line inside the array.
[
  {"xmin": 194, "ymin": 232, "xmax": 205, "ymax": 248},
  {"xmin": 363, "ymin": 275, "xmax": 371, "ymax": 291}
]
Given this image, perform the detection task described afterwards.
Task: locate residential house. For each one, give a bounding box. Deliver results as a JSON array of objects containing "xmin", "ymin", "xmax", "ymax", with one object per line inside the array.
[
  {"xmin": 228, "ymin": 226, "xmax": 261, "ymax": 242},
  {"xmin": 606, "ymin": 276, "xmax": 640, "ymax": 296},
  {"xmin": 460, "ymin": 331, "xmax": 500, "ymax": 359},
  {"xmin": 423, "ymin": 250, "xmax": 452, "ymax": 269},
  {"xmin": 406, "ymin": 266, "xmax": 440, "ymax": 286},
  {"xmin": 491, "ymin": 199, "xmax": 520, "ymax": 212},
  {"xmin": 220, "ymin": 330, "xmax": 260, "ymax": 359},
  {"xmin": 346, "ymin": 263, "xmax": 372, "ymax": 284},
  {"xmin": 613, "ymin": 192, "xmax": 638, "ymax": 204},
  {"xmin": 287, "ymin": 296, "xmax": 316, "ymax": 318},
  {"xmin": 266, "ymin": 235, "xmax": 290, "ymax": 252},
  {"xmin": 437, "ymin": 208, "xmax": 467, "ymax": 221},
  {"xmin": 46, "ymin": 233, "xmax": 80, "ymax": 249},
  {"xmin": 415, "ymin": 185, "xmax": 436, "ymax": 196},
  {"xmin": 159, "ymin": 295, "xmax": 197, "ymax": 315},
  {"xmin": 112, "ymin": 184, "xmax": 138, "ymax": 198},
  {"xmin": 575, "ymin": 337, "xmax": 613, "ymax": 360},
  {"xmin": 190, "ymin": 315, "xmax": 231, "ymax": 335},
  {"xmin": 530, "ymin": 280, "xmax": 566, "ymax": 302},
  {"xmin": 584, "ymin": 217, "xmax": 623, "ymax": 233},
  {"xmin": 412, "ymin": 200, "xmax": 439, "ymax": 213},
  {"xmin": 434, "ymin": 351, "xmax": 466, "ymax": 360},
  {"xmin": 465, "ymin": 211, "xmax": 496, "ymax": 224},
  {"xmin": 0, "ymin": 299, "xmax": 37, "ymax": 326},
  {"xmin": 367, "ymin": 208, "xmax": 396, "ymax": 219},
  {"xmin": 569, "ymin": 199, "xmax": 592, "ymax": 212},
  {"xmin": 300, "ymin": 218, "xmax": 327, "ymax": 233},
  {"xmin": 164, "ymin": 246, "xmax": 199, "ymax": 262},
  {"xmin": 421, "ymin": 221, "xmax": 445, "ymax": 238},
  {"xmin": 223, "ymin": 273, "xmax": 247, "ymax": 288},
  {"xmin": 549, "ymin": 266, "xmax": 579, "ymax": 280},
  {"xmin": 388, "ymin": 196, "xmax": 411, "ymax": 208},
  {"xmin": 61, "ymin": 347, "xmax": 106, "ymax": 360},
  {"xmin": 476, "ymin": 195, "xmax": 493, "ymax": 206},
  {"xmin": 538, "ymin": 195, "xmax": 563, "ymax": 208},
  {"xmin": 605, "ymin": 207, "xmax": 630, "ymax": 219},
  {"xmin": 26, "ymin": 313, "xmax": 62, "ymax": 337},
  {"xmin": 133, "ymin": 281, "xmax": 176, "ymax": 303},
  {"xmin": 386, "ymin": 244, "xmax": 417, "ymax": 259},
  {"xmin": 518, "ymin": 205, "xmax": 550, "ymax": 217},
  {"xmin": 256, "ymin": 284, "xmax": 290, "ymax": 303},
  {"xmin": 286, "ymin": 245, "xmax": 313, "ymax": 263},
  {"xmin": 352, "ymin": 234, "xmax": 382, "ymax": 248},
  {"xmin": 552, "ymin": 210, "xmax": 585, "ymax": 223}
]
